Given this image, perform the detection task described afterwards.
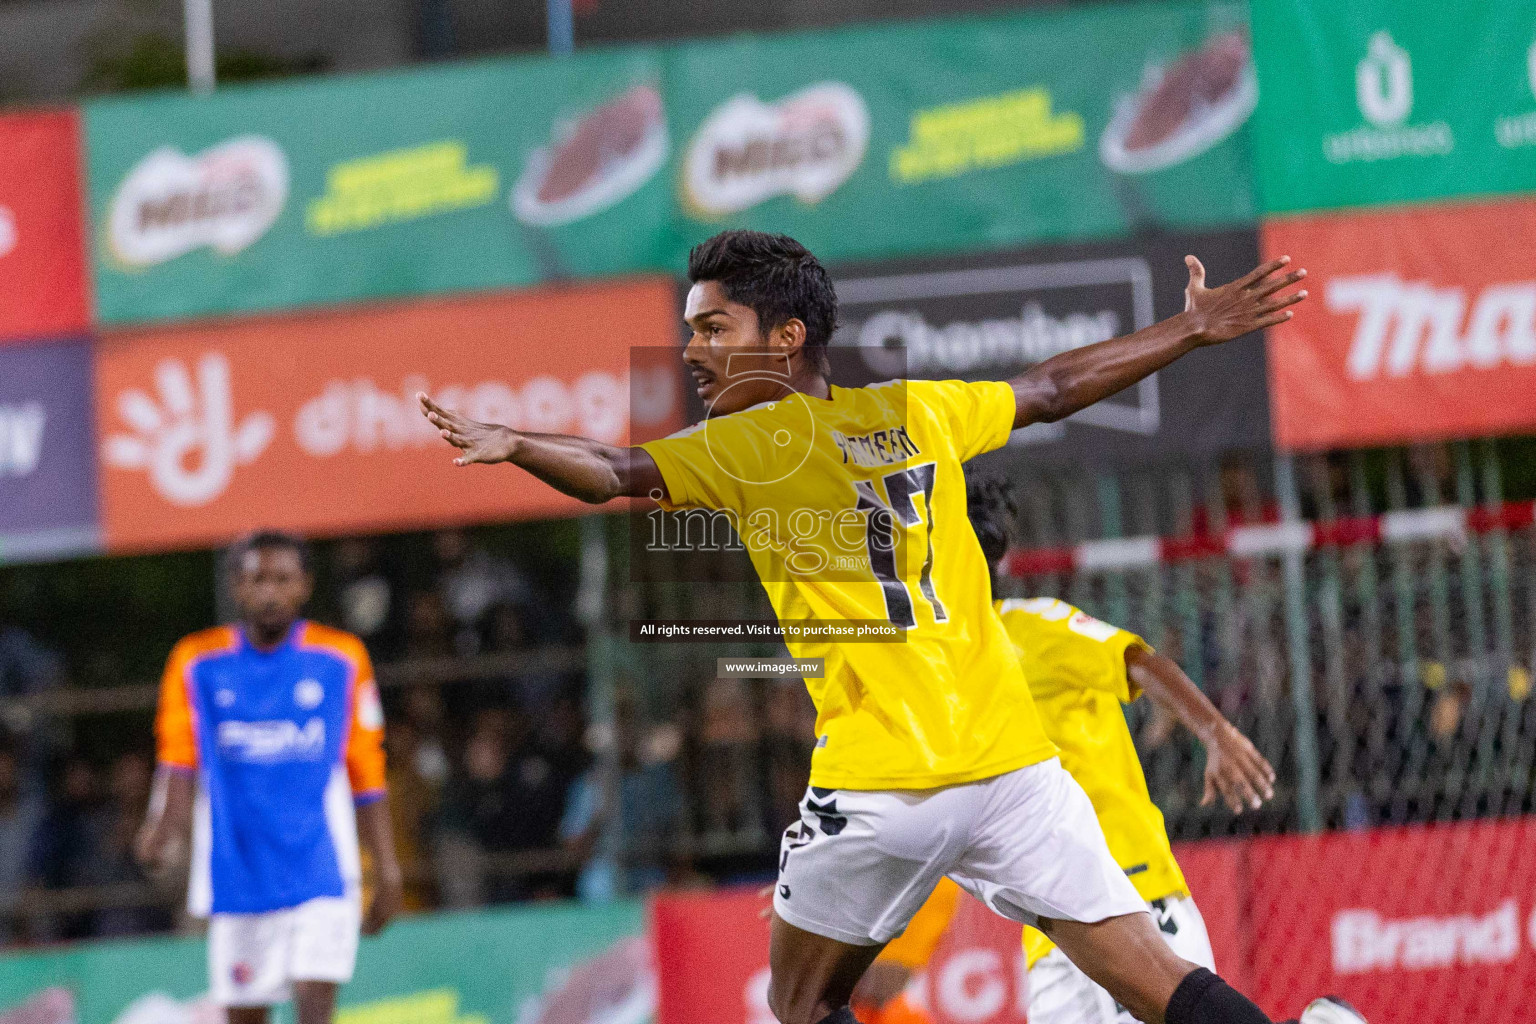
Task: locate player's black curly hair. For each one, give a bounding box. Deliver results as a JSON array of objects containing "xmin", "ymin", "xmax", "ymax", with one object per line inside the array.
[
  {"xmin": 226, "ymin": 530, "xmax": 312, "ymax": 576},
  {"xmin": 966, "ymin": 475, "xmax": 1017, "ymax": 569},
  {"xmin": 687, "ymin": 230, "xmax": 836, "ymax": 375}
]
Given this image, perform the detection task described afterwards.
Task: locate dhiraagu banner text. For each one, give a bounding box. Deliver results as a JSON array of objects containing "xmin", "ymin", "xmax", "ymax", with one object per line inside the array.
[
  {"xmin": 1250, "ymin": 0, "xmax": 1536, "ymax": 213},
  {"xmin": 84, "ymin": 50, "xmax": 671, "ymax": 325},
  {"xmin": 0, "ymin": 902, "xmax": 650, "ymax": 1024}
]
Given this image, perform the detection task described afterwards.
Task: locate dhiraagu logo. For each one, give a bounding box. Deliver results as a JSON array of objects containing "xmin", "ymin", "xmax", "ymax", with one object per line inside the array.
[
  {"xmin": 306, "ymin": 141, "xmax": 499, "ymax": 236},
  {"xmin": 102, "ymin": 353, "xmax": 275, "ymax": 507}
]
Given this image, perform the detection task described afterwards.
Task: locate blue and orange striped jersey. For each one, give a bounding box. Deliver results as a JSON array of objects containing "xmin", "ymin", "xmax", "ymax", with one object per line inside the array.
[{"xmin": 155, "ymin": 621, "xmax": 386, "ymax": 915}]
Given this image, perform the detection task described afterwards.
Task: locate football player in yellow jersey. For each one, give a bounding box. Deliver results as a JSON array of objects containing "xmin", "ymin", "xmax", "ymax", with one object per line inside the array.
[
  {"xmin": 965, "ymin": 476, "xmax": 1287, "ymax": 1024},
  {"xmin": 418, "ymin": 230, "xmax": 1317, "ymax": 1024}
]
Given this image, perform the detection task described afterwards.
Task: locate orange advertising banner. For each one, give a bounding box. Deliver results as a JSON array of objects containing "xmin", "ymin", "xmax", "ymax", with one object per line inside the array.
[
  {"xmin": 1263, "ymin": 198, "xmax": 1536, "ymax": 452},
  {"xmin": 94, "ymin": 279, "xmax": 682, "ymax": 552}
]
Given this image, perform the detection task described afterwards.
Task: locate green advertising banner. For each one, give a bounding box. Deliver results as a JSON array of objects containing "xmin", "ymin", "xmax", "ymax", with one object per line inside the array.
[
  {"xmin": 84, "ymin": 51, "xmax": 673, "ymax": 325},
  {"xmin": 666, "ymin": 2, "xmax": 1258, "ymax": 265},
  {"xmin": 84, "ymin": 1, "xmax": 1260, "ymax": 326},
  {"xmin": 1250, "ymin": 0, "xmax": 1536, "ymax": 213},
  {"xmin": 0, "ymin": 902, "xmax": 649, "ymax": 1024}
]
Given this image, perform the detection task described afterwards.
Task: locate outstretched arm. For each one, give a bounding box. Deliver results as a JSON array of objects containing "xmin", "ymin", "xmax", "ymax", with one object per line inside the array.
[
  {"xmin": 418, "ymin": 394, "xmax": 666, "ymax": 503},
  {"xmin": 1010, "ymin": 255, "xmax": 1306, "ymax": 428},
  {"xmin": 1125, "ymin": 646, "xmax": 1276, "ymax": 814}
]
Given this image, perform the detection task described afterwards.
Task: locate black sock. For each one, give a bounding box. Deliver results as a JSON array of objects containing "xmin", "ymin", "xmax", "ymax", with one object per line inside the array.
[
  {"xmin": 814, "ymin": 1009, "xmax": 857, "ymax": 1024},
  {"xmin": 1164, "ymin": 968, "xmax": 1275, "ymax": 1024}
]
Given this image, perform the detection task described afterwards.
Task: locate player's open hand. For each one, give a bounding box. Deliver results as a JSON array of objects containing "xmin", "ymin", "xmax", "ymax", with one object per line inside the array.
[
  {"xmin": 418, "ymin": 393, "xmax": 518, "ymax": 466},
  {"xmin": 1183, "ymin": 254, "xmax": 1307, "ymax": 346},
  {"xmin": 1201, "ymin": 720, "xmax": 1277, "ymax": 814}
]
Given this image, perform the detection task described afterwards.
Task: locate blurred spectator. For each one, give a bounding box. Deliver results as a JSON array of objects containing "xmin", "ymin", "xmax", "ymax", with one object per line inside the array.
[
  {"xmin": 696, "ymin": 678, "xmax": 760, "ymax": 837},
  {"xmin": 0, "ymin": 623, "xmax": 65, "ymax": 781},
  {"xmin": 332, "ymin": 538, "xmax": 394, "ymax": 645},
  {"xmin": 437, "ymin": 708, "xmax": 514, "ymax": 906},
  {"xmin": 0, "ymin": 624, "xmax": 64, "ymax": 700},
  {"xmin": 0, "ymin": 745, "xmax": 42, "ymax": 944},
  {"xmin": 384, "ymin": 718, "xmax": 440, "ymax": 911},
  {"xmin": 1191, "ymin": 453, "xmax": 1280, "ymax": 534},
  {"xmin": 562, "ymin": 696, "xmax": 687, "ymax": 902},
  {"xmin": 483, "ymin": 602, "xmax": 530, "ymax": 653},
  {"xmin": 1428, "ymin": 680, "xmax": 1472, "ymax": 744},
  {"xmin": 762, "ymin": 680, "xmax": 816, "ymax": 834},
  {"xmin": 399, "ymin": 686, "xmax": 452, "ymax": 787},
  {"xmin": 484, "ymin": 601, "xmax": 567, "ymax": 710},
  {"xmin": 401, "ymin": 591, "xmax": 455, "ymax": 661},
  {"xmin": 537, "ymin": 691, "xmax": 590, "ymax": 785},
  {"xmin": 434, "ymin": 530, "xmax": 532, "ymax": 654},
  {"xmin": 91, "ymin": 752, "xmax": 167, "ymax": 937},
  {"xmin": 29, "ymin": 757, "xmax": 105, "ymax": 941}
]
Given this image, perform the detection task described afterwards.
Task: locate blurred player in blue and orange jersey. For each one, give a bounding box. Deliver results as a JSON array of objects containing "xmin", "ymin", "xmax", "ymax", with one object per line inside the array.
[{"xmin": 136, "ymin": 531, "xmax": 404, "ymax": 1024}]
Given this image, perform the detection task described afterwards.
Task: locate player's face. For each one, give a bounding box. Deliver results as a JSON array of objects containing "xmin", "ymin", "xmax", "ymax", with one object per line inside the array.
[
  {"xmin": 233, "ymin": 547, "xmax": 312, "ymax": 640},
  {"xmin": 683, "ymin": 281, "xmax": 807, "ymax": 417}
]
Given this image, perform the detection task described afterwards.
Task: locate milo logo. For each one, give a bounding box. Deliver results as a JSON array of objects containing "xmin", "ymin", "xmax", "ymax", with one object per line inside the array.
[
  {"xmin": 106, "ymin": 136, "xmax": 289, "ymax": 268},
  {"xmin": 681, "ymin": 83, "xmax": 869, "ymax": 217}
]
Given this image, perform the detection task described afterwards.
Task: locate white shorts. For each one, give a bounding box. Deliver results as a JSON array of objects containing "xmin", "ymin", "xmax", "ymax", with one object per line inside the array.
[
  {"xmin": 208, "ymin": 894, "xmax": 362, "ymax": 1006},
  {"xmin": 772, "ymin": 758, "xmax": 1144, "ymax": 946},
  {"xmin": 1029, "ymin": 894, "xmax": 1215, "ymax": 1024}
]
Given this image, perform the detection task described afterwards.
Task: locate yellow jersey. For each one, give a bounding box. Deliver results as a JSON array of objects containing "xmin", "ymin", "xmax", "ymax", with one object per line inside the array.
[
  {"xmin": 999, "ymin": 597, "xmax": 1188, "ymax": 968},
  {"xmin": 640, "ymin": 379, "xmax": 1056, "ymax": 790}
]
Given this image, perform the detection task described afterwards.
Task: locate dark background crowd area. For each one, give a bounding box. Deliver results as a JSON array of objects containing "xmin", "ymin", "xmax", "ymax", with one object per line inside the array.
[{"xmin": 0, "ymin": 519, "xmax": 822, "ymax": 946}]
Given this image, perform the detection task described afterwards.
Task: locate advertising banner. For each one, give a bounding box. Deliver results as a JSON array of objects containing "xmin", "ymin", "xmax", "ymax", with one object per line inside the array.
[
  {"xmin": 0, "ymin": 111, "xmax": 90, "ymax": 343},
  {"xmin": 92, "ymin": 278, "xmax": 681, "ymax": 552},
  {"xmin": 666, "ymin": 1, "xmax": 1258, "ymax": 265},
  {"xmin": 1250, "ymin": 0, "xmax": 1536, "ymax": 213},
  {"xmin": 84, "ymin": 1, "xmax": 1259, "ymax": 328},
  {"xmin": 84, "ymin": 49, "xmax": 672, "ymax": 325},
  {"xmin": 0, "ymin": 339, "xmax": 100, "ymax": 564},
  {"xmin": 653, "ymin": 842, "xmax": 1247, "ymax": 1024},
  {"xmin": 829, "ymin": 228, "xmax": 1271, "ymax": 470},
  {"xmin": 0, "ymin": 901, "xmax": 650, "ymax": 1024},
  {"xmin": 652, "ymin": 887, "xmax": 772, "ymax": 1024},
  {"xmin": 1262, "ymin": 197, "xmax": 1536, "ymax": 451},
  {"xmin": 1246, "ymin": 819, "xmax": 1536, "ymax": 1024}
]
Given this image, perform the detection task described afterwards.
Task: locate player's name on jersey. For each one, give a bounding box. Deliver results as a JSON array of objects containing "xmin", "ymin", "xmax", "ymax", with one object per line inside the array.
[
  {"xmin": 628, "ymin": 619, "xmax": 905, "ymax": 643},
  {"xmin": 832, "ymin": 427, "xmax": 923, "ymax": 468}
]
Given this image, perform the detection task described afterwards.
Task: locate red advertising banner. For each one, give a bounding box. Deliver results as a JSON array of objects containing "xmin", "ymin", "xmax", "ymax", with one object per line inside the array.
[
  {"xmin": 1170, "ymin": 839, "xmax": 1250, "ymax": 996},
  {"xmin": 917, "ymin": 896, "xmax": 1027, "ymax": 1024},
  {"xmin": 93, "ymin": 279, "xmax": 681, "ymax": 552},
  {"xmin": 1263, "ymin": 197, "xmax": 1536, "ymax": 451},
  {"xmin": 651, "ymin": 888, "xmax": 1035, "ymax": 1024},
  {"xmin": 653, "ymin": 822, "xmax": 1536, "ymax": 1024},
  {"xmin": 1246, "ymin": 818, "xmax": 1536, "ymax": 1024},
  {"xmin": 0, "ymin": 110, "xmax": 91, "ymax": 343},
  {"xmin": 650, "ymin": 848, "xmax": 1246, "ymax": 1024},
  {"xmin": 653, "ymin": 888, "xmax": 775, "ymax": 1024}
]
